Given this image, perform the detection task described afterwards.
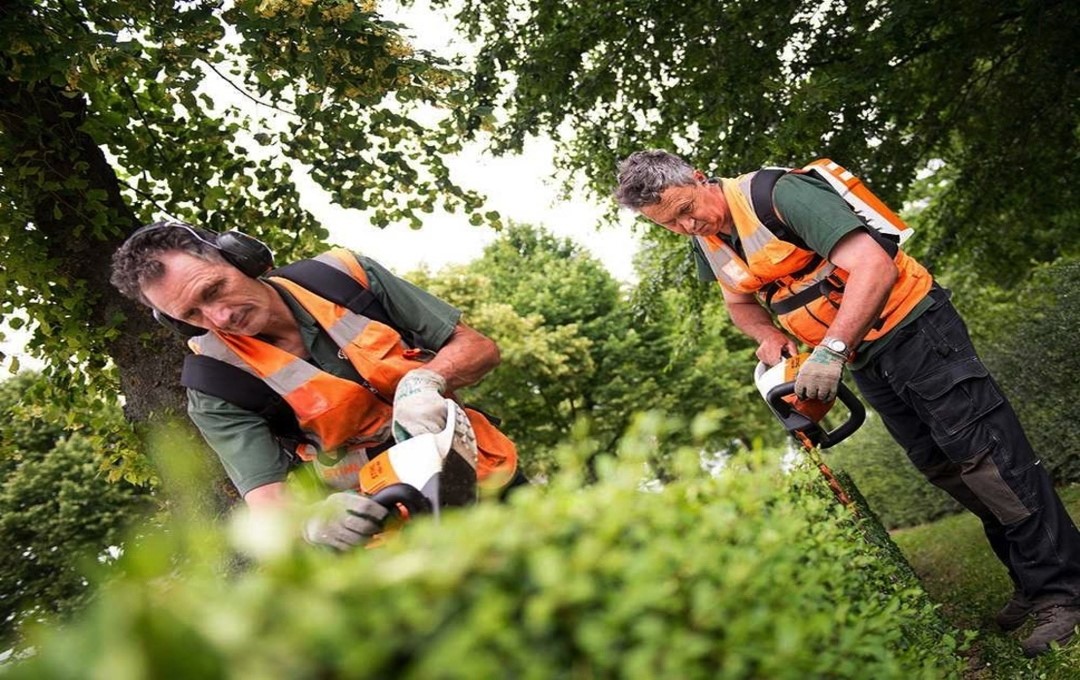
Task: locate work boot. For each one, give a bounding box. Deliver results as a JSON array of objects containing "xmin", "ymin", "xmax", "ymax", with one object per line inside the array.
[
  {"xmin": 994, "ymin": 589, "xmax": 1034, "ymax": 632},
  {"xmin": 1020, "ymin": 605, "xmax": 1080, "ymax": 657}
]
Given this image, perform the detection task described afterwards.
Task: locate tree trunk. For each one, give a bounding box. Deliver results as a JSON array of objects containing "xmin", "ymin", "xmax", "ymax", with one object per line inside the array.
[
  {"xmin": 0, "ymin": 75, "xmax": 187, "ymax": 420},
  {"xmin": 0, "ymin": 74, "xmax": 240, "ymax": 510}
]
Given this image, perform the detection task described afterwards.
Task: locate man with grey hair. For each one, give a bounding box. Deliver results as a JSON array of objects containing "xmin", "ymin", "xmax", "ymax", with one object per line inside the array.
[{"xmin": 615, "ymin": 149, "xmax": 1080, "ymax": 656}]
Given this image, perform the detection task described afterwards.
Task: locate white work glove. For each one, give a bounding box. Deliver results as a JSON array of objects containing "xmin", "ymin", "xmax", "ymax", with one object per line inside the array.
[
  {"xmin": 302, "ymin": 491, "xmax": 389, "ymax": 551},
  {"xmin": 794, "ymin": 344, "xmax": 847, "ymax": 402},
  {"xmin": 392, "ymin": 368, "xmax": 448, "ymax": 442}
]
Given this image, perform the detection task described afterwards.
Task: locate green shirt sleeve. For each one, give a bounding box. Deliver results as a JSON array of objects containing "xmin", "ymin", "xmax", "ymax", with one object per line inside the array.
[
  {"xmin": 187, "ymin": 389, "xmax": 292, "ymax": 497},
  {"xmin": 354, "ymin": 253, "xmax": 461, "ymax": 350},
  {"xmin": 772, "ymin": 173, "xmax": 867, "ymax": 258}
]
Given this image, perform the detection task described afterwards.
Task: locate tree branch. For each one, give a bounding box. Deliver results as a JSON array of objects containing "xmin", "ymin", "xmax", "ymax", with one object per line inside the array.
[{"xmin": 197, "ymin": 58, "xmax": 297, "ymax": 117}]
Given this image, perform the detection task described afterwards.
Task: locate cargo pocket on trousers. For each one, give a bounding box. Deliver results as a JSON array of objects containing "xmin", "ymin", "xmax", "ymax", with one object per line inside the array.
[
  {"xmin": 960, "ymin": 434, "xmax": 1033, "ymax": 525},
  {"xmin": 907, "ymin": 358, "xmax": 1004, "ymax": 441}
]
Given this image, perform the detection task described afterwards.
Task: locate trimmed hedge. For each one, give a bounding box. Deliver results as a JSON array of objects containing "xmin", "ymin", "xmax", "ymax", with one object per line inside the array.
[
  {"xmin": 979, "ymin": 257, "xmax": 1080, "ymax": 483},
  {"xmin": 6, "ymin": 420, "xmax": 966, "ymax": 679}
]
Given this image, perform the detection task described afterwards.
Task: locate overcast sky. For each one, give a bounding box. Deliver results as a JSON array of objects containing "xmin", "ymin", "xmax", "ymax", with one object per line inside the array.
[{"xmin": 301, "ymin": 134, "xmax": 640, "ymax": 283}]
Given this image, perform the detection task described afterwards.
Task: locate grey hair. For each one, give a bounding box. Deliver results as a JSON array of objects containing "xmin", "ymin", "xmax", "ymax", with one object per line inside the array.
[
  {"xmin": 110, "ymin": 220, "xmax": 224, "ymax": 305},
  {"xmin": 614, "ymin": 149, "xmax": 698, "ymax": 210}
]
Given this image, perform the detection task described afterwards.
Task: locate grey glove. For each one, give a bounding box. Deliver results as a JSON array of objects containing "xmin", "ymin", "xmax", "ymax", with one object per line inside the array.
[
  {"xmin": 794, "ymin": 344, "xmax": 847, "ymax": 402},
  {"xmin": 302, "ymin": 491, "xmax": 389, "ymax": 551},
  {"xmin": 392, "ymin": 368, "xmax": 448, "ymax": 442}
]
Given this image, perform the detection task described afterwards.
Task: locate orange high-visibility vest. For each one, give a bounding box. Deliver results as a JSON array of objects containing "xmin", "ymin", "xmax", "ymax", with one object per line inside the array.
[
  {"xmin": 694, "ymin": 173, "xmax": 933, "ymax": 348},
  {"xmin": 188, "ymin": 248, "xmax": 517, "ymax": 488}
]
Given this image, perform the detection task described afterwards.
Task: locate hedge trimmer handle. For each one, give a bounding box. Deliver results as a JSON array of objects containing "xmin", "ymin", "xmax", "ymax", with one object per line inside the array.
[
  {"xmin": 766, "ymin": 381, "xmax": 866, "ymax": 449},
  {"xmin": 369, "ymin": 483, "xmax": 433, "ymax": 518}
]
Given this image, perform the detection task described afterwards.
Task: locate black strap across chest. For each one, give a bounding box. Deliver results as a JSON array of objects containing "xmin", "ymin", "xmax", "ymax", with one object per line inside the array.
[{"xmin": 748, "ymin": 168, "xmax": 812, "ymax": 252}]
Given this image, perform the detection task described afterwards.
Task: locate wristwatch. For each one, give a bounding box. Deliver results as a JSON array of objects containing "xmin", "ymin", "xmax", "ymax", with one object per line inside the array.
[{"xmin": 821, "ymin": 337, "xmax": 851, "ymax": 358}]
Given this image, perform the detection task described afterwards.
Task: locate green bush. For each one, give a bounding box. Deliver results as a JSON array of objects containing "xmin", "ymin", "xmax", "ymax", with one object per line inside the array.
[
  {"xmin": 978, "ymin": 256, "xmax": 1080, "ymax": 483},
  {"xmin": 0, "ymin": 374, "xmax": 153, "ymax": 646},
  {"xmin": 6, "ymin": 417, "xmax": 965, "ymax": 679},
  {"xmin": 0, "ymin": 433, "xmax": 152, "ymax": 644}
]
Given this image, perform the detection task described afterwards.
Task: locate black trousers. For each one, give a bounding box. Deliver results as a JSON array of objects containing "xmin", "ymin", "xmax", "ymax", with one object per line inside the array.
[{"xmin": 851, "ymin": 289, "xmax": 1080, "ymax": 607}]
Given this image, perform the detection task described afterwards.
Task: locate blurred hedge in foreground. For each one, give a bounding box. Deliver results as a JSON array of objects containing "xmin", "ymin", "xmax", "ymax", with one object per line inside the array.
[{"xmin": 5, "ymin": 416, "xmax": 965, "ymax": 679}]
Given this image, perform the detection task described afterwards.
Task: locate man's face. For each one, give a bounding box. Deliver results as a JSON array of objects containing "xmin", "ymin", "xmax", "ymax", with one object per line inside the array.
[
  {"xmin": 142, "ymin": 250, "xmax": 274, "ymax": 336},
  {"xmin": 638, "ymin": 172, "xmax": 732, "ymax": 237}
]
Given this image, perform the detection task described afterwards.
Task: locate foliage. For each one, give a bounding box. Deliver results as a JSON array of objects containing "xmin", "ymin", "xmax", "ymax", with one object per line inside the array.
[
  {"xmin": 408, "ymin": 223, "xmax": 777, "ymax": 476},
  {"xmin": 0, "ymin": 374, "xmax": 65, "ymax": 466},
  {"xmin": 893, "ymin": 485, "xmax": 1080, "ymax": 678},
  {"xmin": 977, "ymin": 256, "xmax": 1080, "ymax": 483},
  {"xmin": 0, "ymin": 0, "xmax": 489, "ymax": 448},
  {"xmin": 0, "ymin": 374, "xmax": 152, "ymax": 646},
  {"xmin": 440, "ymin": 0, "xmax": 1079, "ymax": 286},
  {"xmin": 6, "ymin": 415, "xmax": 965, "ymax": 679}
]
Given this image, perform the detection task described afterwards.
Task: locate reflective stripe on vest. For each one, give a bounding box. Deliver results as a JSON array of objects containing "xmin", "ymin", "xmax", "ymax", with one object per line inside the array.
[
  {"xmin": 696, "ymin": 173, "xmax": 933, "ymax": 347},
  {"xmin": 694, "ymin": 173, "xmax": 820, "ymax": 294}
]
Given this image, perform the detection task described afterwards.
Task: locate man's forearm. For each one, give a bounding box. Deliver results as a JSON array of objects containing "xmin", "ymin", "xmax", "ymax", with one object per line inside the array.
[
  {"xmin": 723, "ymin": 290, "xmax": 799, "ymax": 365},
  {"xmin": 245, "ymin": 481, "xmax": 289, "ymax": 509},
  {"xmin": 726, "ymin": 299, "xmax": 785, "ymax": 344},
  {"xmin": 825, "ymin": 264, "xmax": 897, "ymax": 346},
  {"xmin": 824, "ymin": 231, "xmax": 900, "ymax": 347},
  {"xmin": 422, "ymin": 323, "xmax": 500, "ymax": 392}
]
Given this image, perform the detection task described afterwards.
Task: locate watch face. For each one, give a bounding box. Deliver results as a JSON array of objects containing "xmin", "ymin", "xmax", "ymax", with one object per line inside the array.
[{"xmin": 827, "ymin": 339, "xmax": 847, "ymax": 353}]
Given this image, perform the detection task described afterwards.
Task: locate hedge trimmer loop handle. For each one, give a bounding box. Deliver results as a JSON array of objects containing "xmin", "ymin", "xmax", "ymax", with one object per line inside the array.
[{"xmin": 767, "ymin": 381, "xmax": 866, "ymax": 449}]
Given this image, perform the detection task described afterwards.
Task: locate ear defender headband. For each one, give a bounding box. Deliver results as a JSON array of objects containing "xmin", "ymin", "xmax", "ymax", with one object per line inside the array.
[
  {"xmin": 128, "ymin": 221, "xmax": 274, "ymax": 278},
  {"xmin": 126, "ymin": 221, "xmax": 275, "ymax": 338}
]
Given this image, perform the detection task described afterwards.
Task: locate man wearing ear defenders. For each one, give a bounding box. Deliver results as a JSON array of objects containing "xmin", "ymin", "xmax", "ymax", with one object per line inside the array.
[
  {"xmin": 110, "ymin": 221, "xmax": 519, "ymax": 551},
  {"xmin": 614, "ymin": 150, "xmax": 1080, "ymax": 656}
]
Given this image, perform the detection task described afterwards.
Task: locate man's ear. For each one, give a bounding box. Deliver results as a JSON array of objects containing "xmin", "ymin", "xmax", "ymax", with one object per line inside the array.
[{"xmin": 693, "ymin": 169, "xmax": 708, "ymax": 183}]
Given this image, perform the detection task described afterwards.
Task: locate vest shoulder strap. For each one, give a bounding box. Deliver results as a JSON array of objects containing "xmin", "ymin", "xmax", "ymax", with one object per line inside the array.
[
  {"xmin": 181, "ymin": 353, "xmax": 303, "ymax": 439},
  {"xmin": 771, "ymin": 166, "xmax": 902, "ymax": 257},
  {"xmin": 749, "ymin": 168, "xmax": 821, "ymax": 300},
  {"xmin": 269, "ymin": 258, "xmax": 387, "ymax": 324},
  {"xmin": 270, "ymin": 257, "xmax": 424, "ymax": 348},
  {"xmin": 748, "ymin": 168, "xmax": 811, "ymax": 251}
]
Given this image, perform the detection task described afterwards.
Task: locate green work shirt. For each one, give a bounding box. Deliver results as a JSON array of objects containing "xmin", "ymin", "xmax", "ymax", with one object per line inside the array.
[
  {"xmin": 187, "ymin": 253, "xmax": 461, "ymax": 496},
  {"xmin": 692, "ymin": 172, "xmax": 933, "ymax": 369}
]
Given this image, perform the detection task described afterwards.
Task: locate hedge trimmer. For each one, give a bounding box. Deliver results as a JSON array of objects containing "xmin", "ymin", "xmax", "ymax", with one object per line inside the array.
[
  {"xmin": 358, "ymin": 399, "xmax": 476, "ymax": 522},
  {"xmin": 754, "ymin": 352, "xmax": 866, "ymax": 507}
]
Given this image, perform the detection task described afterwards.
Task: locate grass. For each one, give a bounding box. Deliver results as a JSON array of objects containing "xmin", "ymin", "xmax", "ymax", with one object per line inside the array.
[{"xmin": 891, "ymin": 484, "xmax": 1080, "ymax": 679}]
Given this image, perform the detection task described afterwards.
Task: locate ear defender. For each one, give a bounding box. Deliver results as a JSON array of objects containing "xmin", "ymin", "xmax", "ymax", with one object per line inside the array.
[
  {"xmin": 153, "ymin": 309, "xmax": 208, "ymax": 338},
  {"xmin": 215, "ymin": 230, "xmax": 274, "ymax": 278},
  {"xmin": 127, "ymin": 221, "xmax": 275, "ymax": 279}
]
